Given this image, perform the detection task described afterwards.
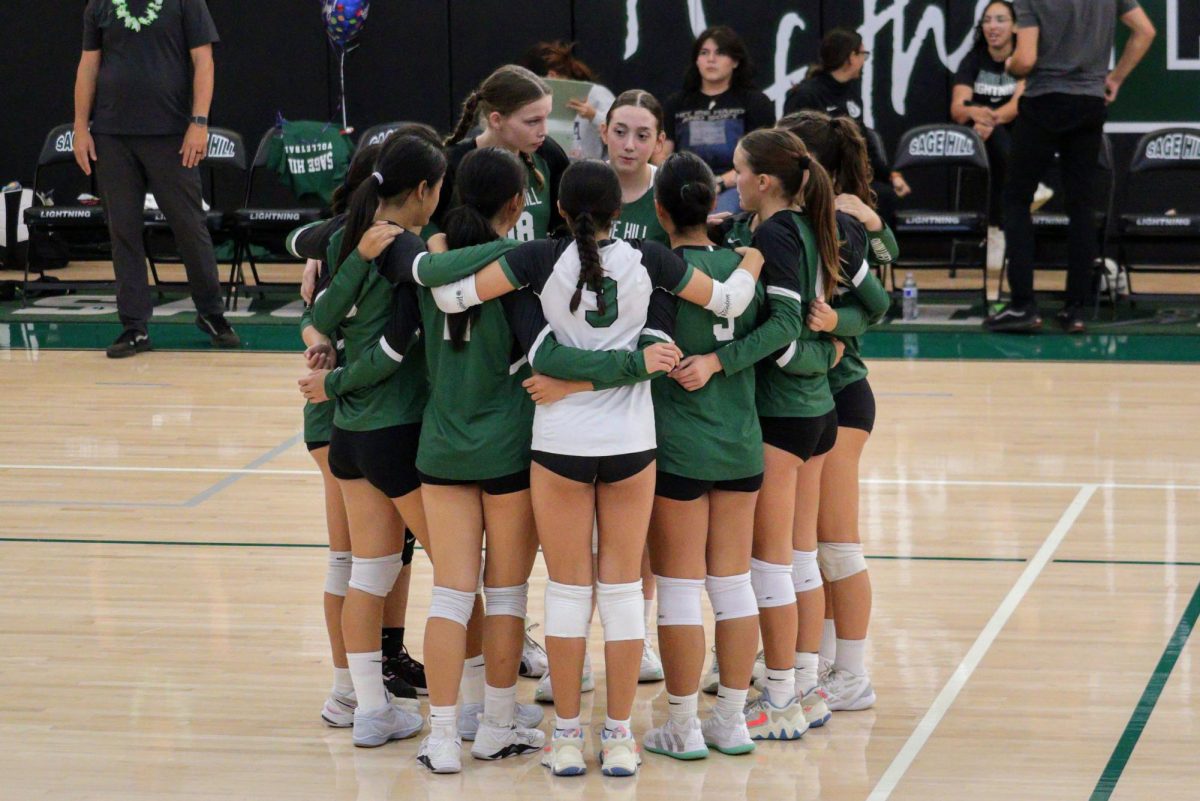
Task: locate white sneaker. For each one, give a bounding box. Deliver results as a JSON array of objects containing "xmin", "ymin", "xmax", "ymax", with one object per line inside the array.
[
  {"xmin": 743, "ymin": 694, "xmax": 808, "ymax": 741},
  {"xmin": 818, "ymin": 668, "xmax": 876, "ymax": 711},
  {"xmin": 639, "ymin": 636, "xmax": 665, "ymax": 682},
  {"xmin": 471, "ymin": 722, "xmax": 545, "ymax": 760},
  {"xmin": 458, "ymin": 701, "xmax": 545, "ymax": 741},
  {"xmin": 598, "ymin": 725, "xmax": 641, "ymax": 777},
  {"xmin": 541, "ymin": 728, "xmax": 587, "ymax": 776},
  {"xmin": 701, "ymin": 646, "xmax": 721, "ymax": 695},
  {"xmin": 643, "ymin": 717, "xmax": 708, "ymax": 760},
  {"xmin": 352, "ymin": 701, "xmax": 424, "ymax": 747},
  {"xmin": 801, "ymin": 687, "xmax": 832, "ymax": 727},
  {"xmin": 818, "ymin": 655, "xmax": 834, "ymax": 680},
  {"xmin": 321, "ymin": 692, "xmax": 356, "ymax": 728},
  {"xmin": 1031, "ymin": 182, "xmax": 1055, "ymax": 212},
  {"xmin": 749, "ymin": 650, "xmax": 768, "ymax": 692},
  {"xmin": 520, "ymin": 621, "xmax": 549, "ymax": 678},
  {"xmin": 701, "ymin": 710, "xmax": 755, "ymax": 755},
  {"xmin": 534, "ymin": 654, "xmax": 594, "ymax": 703},
  {"xmin": 416, "ymin": 733, "xmax": 462, "ymax": 773}
]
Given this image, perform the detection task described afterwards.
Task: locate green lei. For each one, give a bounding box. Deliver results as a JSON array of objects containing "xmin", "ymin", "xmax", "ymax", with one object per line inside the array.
[{"xmin": 113, "ymin": 0, "xmax": 165, "ymax": 32}]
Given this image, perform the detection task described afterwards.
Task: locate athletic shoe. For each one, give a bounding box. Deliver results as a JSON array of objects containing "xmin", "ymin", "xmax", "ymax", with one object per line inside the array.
[
  {"xmin": 195, "ymin": 313, "xmax": 240, "ymax": 348},
  {"xmin": 701, "ymin": 646, "xmax": 721, "ymax": 694},
  {"xmin": 643, "ymin": 717, "xmax": 708, "ymax": 761},
  {"xmin": 598, "ymin": 725, "xmax": 641, "ymax": 777},
  {"xmin": 382, "ymin": 670, "xmax": 419, "ymax": 704},
  {"xmin": 383, "ymin": 645, "xmax": 427, "ymax": 695},
  {"xmin": 534, "ymin": 654, "xmax": 594, "ymax": 703},
  {"xmin": 1056, "ymin": 306, "xmax": 1087, "ymax": 334},
  {"xmin": 1031, "ymin": 183, "xmax": 1055, "ymax": 212},
  {"xmin": 321, "ymin": 691, "xmax": 356, "ymax": 728},
  {"xmin": 470, "ymin": 722, "xmax": 545, "ymax": 760},
  {"xmin": 701, "ymin": 710, "xmax": 755, "ymax": 755},
  {"xmin": 801, "ymin": 687, "xmax": 832, "ymax": 728},
  {"xmin": 818, "ymin": 656, "xmax": 834, "ymax": 682},
  {"xmin": 984, "ymin": 303, "xmax": 1042, "ymax": 332},
  {"xmin": 639, "ymin": 636, "xmax": 665, "ymax": 682},
  {"xmin": 818, "ymin": 668, "xmax": 876, "ymax": 711},
  {"xmin": 416, "ymin": 733, "xmax": 462, "ymax": 773},
  {"xmin": 520, "ymin": 621, "xmax": 549, "ymax": 678},
  {"xmin": 352, "ymin": 700, "xmax": 424, "ymax": 747},
  {"xmin": 106, "ymin": 329, "xmax": 152, "ymax": 359},
  {"xmin": 743, "ymin": 694, "xmax": 808, "ymax": 741},
  {"xmin": 457, "ymin": 701, "xmax": 544, "ymax": 740},
  {"xmin": 749, "ymin": 650, "xmax": 768, "ymax": 692},
  {"xmin": 541, "ymin": 728, "xmax": 587, "ymax": 776}
]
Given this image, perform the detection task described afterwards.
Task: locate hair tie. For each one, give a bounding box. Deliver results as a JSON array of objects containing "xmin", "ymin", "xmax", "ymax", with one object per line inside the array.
[
  {"xmin": 371, "ymin": 171, "xmax": 384, "ymax": 186},
  {"xmin": 798, "ymin": 156, "xmax": 811, "ymax": 172}
]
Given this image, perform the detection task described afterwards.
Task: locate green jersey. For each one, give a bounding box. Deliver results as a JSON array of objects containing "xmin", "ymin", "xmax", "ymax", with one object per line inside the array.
[
  {"xmin": 609, "ymin": 167, "xmax": 669, "ymax": 245},
  {"xmin": 827, "ymin": 221, "xmax": 895, "ymax": 393},
  {"xmin": 444, "ymin": 138, "xmax": 570, "ymax": 241},
  {"xmin": 300, "ymin": 304, "xmax": 335, "ymax": 445},
  {"xmin": 653, "ymin": 246, "xmax": 765, "ymax": 480},
  {"xmin": 311, "ymin": 229, "xmax": 428, "ymax": 431}
]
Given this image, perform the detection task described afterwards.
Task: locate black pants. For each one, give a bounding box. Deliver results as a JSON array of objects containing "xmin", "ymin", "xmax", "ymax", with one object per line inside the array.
[
  {"xmin": 1002, "ymin": 94, "xmax": 1106, "ymax": 310},
  {"xmin": 93, "ymin": 134, "xmax": 224, "ymax": 332},
  {"xmin": 980, "ymin": 122, "xmax": 1013, "ymax": 226}
]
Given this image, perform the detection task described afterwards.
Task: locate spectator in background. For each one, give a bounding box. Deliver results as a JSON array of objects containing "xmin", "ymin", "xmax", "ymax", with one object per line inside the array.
[
  {"xmin": 521, "ymin": 41, "xmax": 615, "ymax": 161},
  {"xmin": 784, "ymin": 28, "xmax": 909, "ymax": 227},
  {"xmin": 986, "ymin": 0, "xmax": 1155, "ymax": 334},
  {"xmin": 662, "ymin": 26, "xmax": 775, "ymax": 214},
  {"xmin": 952, "ymin": 1, "xmax": 1051, "ymax": 222}
]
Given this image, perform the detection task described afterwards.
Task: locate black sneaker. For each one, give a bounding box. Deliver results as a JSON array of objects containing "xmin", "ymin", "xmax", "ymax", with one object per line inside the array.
[
  {"xmin": 105, "ymin": 329, "xmax": 152, "ymax": 359},
  {"xmin": 382, "ymin": 667, "xmax": 419, "ymax": 701},
  {"xmin": 384, "ymin": 645, "xmax": 428, "ymax": 696},
  {"xmin": 195, "ymin": 313, "xmax": 241, "ymax": 348},
  {"xmin": 1055, "ymin": 306, "xmax": 1087, "ymax": 334},
  {"xmin": 984, "ymin": 303, "xmax": 1042, "ymax": 333}
]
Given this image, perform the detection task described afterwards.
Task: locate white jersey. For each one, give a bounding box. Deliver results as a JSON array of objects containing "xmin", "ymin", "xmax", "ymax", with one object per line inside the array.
[{"xmin": 498, "ymin": 237, "xmax": 690, "ymax": 456}]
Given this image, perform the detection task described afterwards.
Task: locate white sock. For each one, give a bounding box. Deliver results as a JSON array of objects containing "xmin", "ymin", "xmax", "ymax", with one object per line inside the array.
[
  {"xmin": 483, "ymin": 683, "xmax": 516, "ymax": 728},
  {"xmin": 332, "ymin": 666, "xmax": 354, "ymax": 697},
  {"xmin": 764, "ymin": 668, "xmax": 795, "ymax": 707},
  {"xmin": 555, "ymin": 715, "xmax": 581, "ymax": 733},
  {"xmin": 605, "ymin": 715, "xmax": 632, "ymax": 734},
  {"xmin": 834, "ymin": 638, "xmax": 867, "ymax": 676},
  {"xmin": 461, "ymin": 655, "xmax": 485, "ymax": 705},
  {"xmin": 667, "ymin": 692, "xmax": 698, "ymax": 726},
  {"xmin": 794, "ymin": 651, "xmax": 819, "ymax": 695},
  {"xmin": 347, "ymin": 651, "xmax": 387, "ymax": 713},
  {"xmin": 819, "ymin": 619, "xmax": 837, "ymax": 665},
  {"xmin": 715, "ymin": 684, "xmax": 748, "ymax": 719},
  {"xmin": 643, "ymin": 598, "xmax": 654, "ymax": 628},
  {"xmin": 429, "ymin": 704, "xmax": 457, "ymax": 738}
]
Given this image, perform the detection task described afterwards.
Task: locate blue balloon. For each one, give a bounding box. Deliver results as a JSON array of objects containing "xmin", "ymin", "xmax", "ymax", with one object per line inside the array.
[{"xmin": 322, "ymin": 0, "xmax": 370, "ymax": 49}]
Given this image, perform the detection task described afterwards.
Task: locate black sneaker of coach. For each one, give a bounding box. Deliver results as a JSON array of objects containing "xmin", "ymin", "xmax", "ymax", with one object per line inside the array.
[
  {"xmin": 984, "ymin": 303, "xmax": 1042, "ymax": 333},
  {"xmin": 106, "ymin": 328, "xmax": 152, "ymax": 359},
  {"xmin": 1055, "ymin": 305, "xmax": 1087, "ymax": 334},
  {"xmin": 195, "ymin": 313, "xmax": 241, "ymax": 348}
]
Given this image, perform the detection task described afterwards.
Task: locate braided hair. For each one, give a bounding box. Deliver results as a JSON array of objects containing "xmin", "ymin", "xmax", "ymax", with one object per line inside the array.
[{"xmin": 557, "ymin": 160, "xmax": 622, "ymax": 315}]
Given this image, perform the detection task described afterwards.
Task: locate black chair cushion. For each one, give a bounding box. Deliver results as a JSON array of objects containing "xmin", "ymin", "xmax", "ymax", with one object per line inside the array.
[
  {"xmin": 894, "ymin": 210, "xmax": 987, "ymax": 234},
  {"xmin": 1119, "ymin": 214, "xmax": 1200, "ymax": 236},
  {"xmin": 231, "ymin": 208, "xmax": 324, "ymax": 228},
  {"xmin": 1032, "ymin": 211, "xmax": 1107, "ymax": 230},
  {"xmin": 24, "ymin": 205, "xmax": 107, "ymax": 227}
]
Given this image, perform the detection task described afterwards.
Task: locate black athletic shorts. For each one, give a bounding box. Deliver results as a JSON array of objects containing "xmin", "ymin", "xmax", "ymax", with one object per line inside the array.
[
  {"xmin": 306, "ymin": 440, "xmax": 329, "ymax": 452},
  {"xmin": 655, "ymin": 471, "xmax": 764, "ymax": 502},
  {"xmin": 418, "ymin": 469, "xmax": 530, "ymax": 495},
  {"xmin": 760, "ymin": 409, "xmax": 839, "ymax": 461},
  {"xmin": 328, "ymin": 423, "xmax": 422, "ymax": 499},
  {"xmin": 833, "ymin": 378, "xmax": 876, "ymax": 434},
  {"xmin": 531, "ymin": 449, "xmax": 656, "ymax": 485}
]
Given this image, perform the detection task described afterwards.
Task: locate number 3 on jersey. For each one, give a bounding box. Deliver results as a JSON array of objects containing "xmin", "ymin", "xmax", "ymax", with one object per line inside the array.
[
  {"xmin": 509, "ymin": 211, "xmax": 536, "ymax": 243},
  {"xmin": 584, "ymin": 277, "xmax": 619, "ymax": 329},
  {"xmin": 713, "ymin": 317, "xmax": 735, "ymax": 342}
]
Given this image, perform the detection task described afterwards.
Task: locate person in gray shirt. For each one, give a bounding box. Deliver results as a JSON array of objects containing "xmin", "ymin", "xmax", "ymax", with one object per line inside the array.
[{"xmin": 985, "ymin": 0, "xmax": 1155, "ymax": 334}]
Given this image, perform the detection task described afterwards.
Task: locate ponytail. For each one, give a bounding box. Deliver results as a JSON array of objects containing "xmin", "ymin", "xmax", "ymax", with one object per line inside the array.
[
  {"xmin": 559, "ymin": 159, "xmax": 622, "ymax": 314},
  {"xmin": 569, "ymin": 212, "xmax": 605, "ymax": 314},
  {"xmin": 441, "ymin": 204, "xmax": 495, "ymax": 348},
  {"xmin": 799, "ymin": 158, "xmax": 842, "ymax": 294},
  {"xmin": 777, "ymin": 110, "xmax": 877, "ymax": 209},
  {"xmin": 335, "ymin": 174, "xmax": 383, "ymax": 270}
]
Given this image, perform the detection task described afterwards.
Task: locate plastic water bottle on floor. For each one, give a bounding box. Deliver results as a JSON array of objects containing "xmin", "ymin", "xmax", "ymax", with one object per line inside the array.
[{"xmin": 902, "ymin": 273, "xmax": 919, "ymax": 320}]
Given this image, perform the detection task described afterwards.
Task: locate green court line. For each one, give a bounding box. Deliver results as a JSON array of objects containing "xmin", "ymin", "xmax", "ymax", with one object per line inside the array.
[
  {"xmin": 1055, "ymin": 558, "xmax": 1200, "ymax": 567},
  {"xmin": 1089, "ymin": 578, "xmax": 1200, "ymax": 801},
  {"xmin": 866, "ymin": 555, "xmax": 1026, "ymax": 563}
]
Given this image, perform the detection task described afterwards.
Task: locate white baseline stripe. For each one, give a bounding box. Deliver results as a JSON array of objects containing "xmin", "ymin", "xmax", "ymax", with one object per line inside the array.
[{"xmin": 865, "ymin": 484, "xmax": 1098, "ymax": 801}]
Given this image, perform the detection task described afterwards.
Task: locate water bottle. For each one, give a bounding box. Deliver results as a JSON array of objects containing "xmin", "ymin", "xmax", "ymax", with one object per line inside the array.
[{"xmin": 902, "ymin": 272, "xmax": 919, "ymax": 320}]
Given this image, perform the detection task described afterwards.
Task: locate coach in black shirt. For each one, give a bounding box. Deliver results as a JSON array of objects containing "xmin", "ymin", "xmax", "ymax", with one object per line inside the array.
[{"xmin": 74, "ymin": 0, "xmax": 238, "ymax": 357}]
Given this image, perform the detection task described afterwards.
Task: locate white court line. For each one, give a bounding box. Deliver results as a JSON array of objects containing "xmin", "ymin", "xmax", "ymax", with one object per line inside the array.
[
  {"xmin": 865, "ymin": 483, "xmax": 1099, "ymax": 801},
  {"xmin": 0, "ymin": 464, "xmax": 317, "ymax": 476}
]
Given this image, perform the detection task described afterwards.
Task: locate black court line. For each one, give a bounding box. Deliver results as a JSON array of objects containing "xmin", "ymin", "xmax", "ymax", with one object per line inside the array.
[{"xmin": 1089, "ymin": 577, "xmax": 1200, "ymax": 801}]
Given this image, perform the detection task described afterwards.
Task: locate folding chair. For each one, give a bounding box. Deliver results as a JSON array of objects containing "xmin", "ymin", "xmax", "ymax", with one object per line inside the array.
[{"xmin": 356, "ymin": 122, "xmax": 408, "ymax": 153}]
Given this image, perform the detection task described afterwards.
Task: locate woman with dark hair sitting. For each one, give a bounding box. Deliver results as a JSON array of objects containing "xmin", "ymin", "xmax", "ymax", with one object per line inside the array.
[{"xmin": 662, "ymin": 25, "xmax": 775, "ymax": 214}]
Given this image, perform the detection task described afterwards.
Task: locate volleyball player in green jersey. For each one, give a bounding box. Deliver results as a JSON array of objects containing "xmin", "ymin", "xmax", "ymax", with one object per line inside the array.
[
  {"xmin": 604, "ymin": 90, "xmax": 670, "ymax": 246},
  {"xmin": 670, "ymin": 129, "xmax": 846, "ymax": 742},
  {"xmin": 439, "ymin": 65, "xmax": 569, "ymax": 242},
  {"xmin": 777, "ymin": 111, "xmax": 896, "ymax": 712}
]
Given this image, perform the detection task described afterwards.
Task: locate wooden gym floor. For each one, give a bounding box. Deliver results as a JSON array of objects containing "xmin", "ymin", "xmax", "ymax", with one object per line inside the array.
[{"xmin": 0, "ymin": 350, "xmax": 1197, "ymax": 800}]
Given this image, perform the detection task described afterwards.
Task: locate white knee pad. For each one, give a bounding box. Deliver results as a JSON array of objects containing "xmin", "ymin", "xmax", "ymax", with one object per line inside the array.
[
  {"xmin": 324, "ymin": 550, "xmax": 352, "ymax": 597},
  {"xmin": 654, "ymin": 576, "xmax": 704, "ymax": 627},
  {"xmin": 792, "ymin": 549, "xmax": 822, "ymax": 593},
  {"xmin": 597, "ymin": 580, "xmax": 645, "ymax": 642},
  {"xmin": 750, "ymin": 558, "xmax": 795, "ymax": 609},
  {"xmin": 348, "ymin": 553, "xmax": 403, "ymax": 597},
  {"xmin": 818, "ymin": 542, "xmax": 868, "ymax": 582},
  {"xmin": 706, "ymin": 572, "xmax": 758, "ymax": 621},
  {"xmin": 428, "ymin": 585, "xmax": 477, "ymax": 627},
  {"xmin": 544, "ymin": 581, "xmax": 593, "ymax": 639},
  {"xmin": 484, "ymin": 583, "xmax": 529, "ymax": 619}
]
